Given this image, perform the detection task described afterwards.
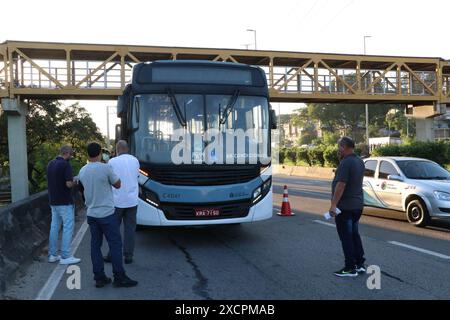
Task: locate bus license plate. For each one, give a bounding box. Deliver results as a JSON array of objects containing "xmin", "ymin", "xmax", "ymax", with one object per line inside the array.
[{"xmin": 195, "ymin": 208, "xmax": 220, "ymax": 217}]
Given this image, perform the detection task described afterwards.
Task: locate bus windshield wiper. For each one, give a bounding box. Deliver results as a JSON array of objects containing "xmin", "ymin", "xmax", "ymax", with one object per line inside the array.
[
  {"xmin": 167, "ymin": 88, "xmax": 187, "ymax": 127},
  {"xmin": 220, "ymin": 90, "xmax": 240, "ymax": 125}
]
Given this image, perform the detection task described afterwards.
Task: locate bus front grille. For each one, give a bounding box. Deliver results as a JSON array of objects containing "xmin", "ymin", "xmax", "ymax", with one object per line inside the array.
[
  {"xmin": 161, "ymin": 199, "xmax": 251, "ymax": 220},
  {"xmin": 148, "ymin": 166, "xmax": 260, "ymax": 186}
]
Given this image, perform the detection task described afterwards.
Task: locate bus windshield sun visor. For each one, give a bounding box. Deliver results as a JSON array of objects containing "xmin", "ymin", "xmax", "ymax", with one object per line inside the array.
[
  {"xmin": 167, "ymin": 88, "xmax": 187, "ymax": 127},
  {"xmin": 220, "ymin": 90, "xmax": 240, "ymax": 125}
]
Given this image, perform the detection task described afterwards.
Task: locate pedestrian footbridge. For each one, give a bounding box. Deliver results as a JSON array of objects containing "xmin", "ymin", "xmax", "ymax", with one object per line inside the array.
[
  {"xmin": 1, "ymin": 40, "xmax": 449, "ymax": 202},
  {"xmin": 1, "ymin": 40, "xmax": 449, "ymax": 105}
]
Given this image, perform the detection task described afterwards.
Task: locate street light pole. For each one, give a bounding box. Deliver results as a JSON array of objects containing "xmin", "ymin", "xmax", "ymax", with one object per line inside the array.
[
  {"xmin": 364, "ymin": 35, "xmax": 372, "ymax": 147},
  {"xmin": 247, "ymin": 29, "xmax": 257, "ymax": 50},
  {"xmin": 106, "ymin": 105, "xmax": 116, "ymax": 148}
]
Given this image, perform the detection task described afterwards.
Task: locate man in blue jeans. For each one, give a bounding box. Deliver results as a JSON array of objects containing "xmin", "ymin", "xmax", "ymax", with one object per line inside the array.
[
  {"xmin": 46, "ymin": 145, "xmax": 81, "ymax": 265},
  {"xmin": 79, "ymin": 142, "xmax": 138, "ymax": 288},
  {"xmin": 329, "ymin": 137, "xmax": 366, "ymax": 277}
]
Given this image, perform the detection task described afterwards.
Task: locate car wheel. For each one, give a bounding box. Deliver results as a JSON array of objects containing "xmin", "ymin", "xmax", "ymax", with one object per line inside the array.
[{"xmin": 406, "ymin": 199, "xmax": 430, "ymax": 227}]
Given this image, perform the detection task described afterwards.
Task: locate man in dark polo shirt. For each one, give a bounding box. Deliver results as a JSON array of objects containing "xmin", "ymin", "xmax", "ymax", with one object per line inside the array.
[
  {"xmin": 46, "ymin": 145, "xmax": 81, "ymax": 265},
  {"xmin": 329, "ymin": 137, "xmax": 366, "ymax": 277}
]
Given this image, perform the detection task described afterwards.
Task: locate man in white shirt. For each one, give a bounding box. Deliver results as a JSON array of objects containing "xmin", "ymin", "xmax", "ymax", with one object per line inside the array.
[{"xmin": 105, "ymin": 140, "xmax": 140, "ymax": 264}]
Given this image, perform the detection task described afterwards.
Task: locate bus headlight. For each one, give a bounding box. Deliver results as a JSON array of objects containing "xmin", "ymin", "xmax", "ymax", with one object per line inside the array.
[
  {"xmin": 434, "ymin": 191, "xmax": 450, "ymax": 201},
  {"xmin": 139, "ymin": 186, "xmax": 160, "ymax": 207},
  {"xmin": 252, "ymin": 178, "xmax": 272, "ymax": 204},
  {"xmin": 253, "ymin": 187, "xmax": 262, "ymax": 200}
]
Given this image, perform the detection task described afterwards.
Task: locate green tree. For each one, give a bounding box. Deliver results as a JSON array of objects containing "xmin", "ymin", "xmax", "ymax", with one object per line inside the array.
[
  {"xmin": 292, "ymin": 103, "xmax": 399, "ymax": 142},
  {"xmin": 297, "ymin": 132, "xmax": 315, "ymax": 146},
  {"xmin": 0, "ymin": 100, "xmax": 104, "ymax": 193},
  {"xmin": 385, "ymin": 107, "xmax": 409, "ymax": 137}
]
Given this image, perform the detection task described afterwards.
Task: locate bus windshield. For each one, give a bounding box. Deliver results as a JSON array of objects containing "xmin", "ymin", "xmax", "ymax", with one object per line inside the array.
[{"xmin": 132, "ymin": 93, "xmax": 270, "ymax": 165}]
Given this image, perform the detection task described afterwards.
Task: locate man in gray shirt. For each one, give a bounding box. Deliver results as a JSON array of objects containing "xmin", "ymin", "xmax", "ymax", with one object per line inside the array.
[
  {"xmin": 79, "ymin": 142, "xmax": 138, "ymax": 288},
  {"xmin": 329, "ymin": 137, "xmax": 366, "ymax": 277}
]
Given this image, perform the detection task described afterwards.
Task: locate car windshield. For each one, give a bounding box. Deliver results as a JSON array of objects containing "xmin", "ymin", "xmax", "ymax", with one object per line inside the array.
[{"xmin": 396, "ymin": 160, "xmax": 450, "ymax": 180}]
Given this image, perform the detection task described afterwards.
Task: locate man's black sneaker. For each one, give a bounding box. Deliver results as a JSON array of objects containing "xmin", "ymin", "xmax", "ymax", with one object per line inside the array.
[
  {"xmin": 95, "ymin": 276, "xmax": 112, "ymax": 288},
  {"xmin": 356, "ymin": 265, "xmax": 367, "ymax": 274},
  {"xmin": 334, "ymin": 268, "xmax": 358, "ymax": 277},
  {"xmin": 103, "ymin": 255, "xmax": 111, "ymax": 263},
  {"xmin": 113, "ymin": 275, "xmax": 138, "ymax": 288},
  {"xmin": 124, "ymin": 257, "xmax": 133, "ymax": 264}
]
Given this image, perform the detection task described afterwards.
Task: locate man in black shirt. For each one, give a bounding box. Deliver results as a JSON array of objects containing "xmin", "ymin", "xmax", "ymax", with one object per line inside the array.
[
  {"xmin": 330, "ymin": 137, "xmax": 366, "ymax": 277},
  {"xmin": 46, "ymin": 145, "xmax": 81, "ymax": 265}
]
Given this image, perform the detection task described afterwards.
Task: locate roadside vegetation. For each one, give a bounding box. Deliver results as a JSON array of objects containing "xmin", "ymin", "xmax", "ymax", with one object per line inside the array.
[
  {"xmin": 0, "ymin": 100, "xmax": 105, "ymax": 194},
  {"xmin": 277, "ymin": 102, "xmax": 449, "ymax": 170}
]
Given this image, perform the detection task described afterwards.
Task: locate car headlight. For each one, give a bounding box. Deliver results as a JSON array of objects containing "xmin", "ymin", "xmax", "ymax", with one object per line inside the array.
[{"xmin": 434, "ymin": 191, "xmax": 450, "ymax": 201}]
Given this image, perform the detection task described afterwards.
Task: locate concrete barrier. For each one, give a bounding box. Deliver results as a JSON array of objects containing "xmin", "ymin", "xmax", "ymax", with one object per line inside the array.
[
  {"xmin": 273, "ymin": 164, "xmax": 335, "ymax": 179},
  {"xmin": 0, "ymin": 190, "xmax": 83, "ymax": 293}
]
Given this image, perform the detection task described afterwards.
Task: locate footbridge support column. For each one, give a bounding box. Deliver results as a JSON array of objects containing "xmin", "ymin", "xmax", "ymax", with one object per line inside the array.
[{"xmin": 0, "ymin": 98, "xmax": 29, "ymax": 202}]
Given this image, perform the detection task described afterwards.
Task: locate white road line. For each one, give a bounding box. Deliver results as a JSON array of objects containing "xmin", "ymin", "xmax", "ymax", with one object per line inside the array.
[
  {"xmin": 35, "ymin": 220, "xmax": 89, "ymax": 300},
  {"xmin": 388, "ymin": 241, "xmax": 450, "ymax": 260},
  {"xmin": 313, "ymin": 220, "xmax": 335, "ymax": 227}
]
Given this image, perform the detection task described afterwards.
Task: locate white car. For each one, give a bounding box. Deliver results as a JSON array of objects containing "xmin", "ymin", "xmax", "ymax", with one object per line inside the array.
[{"xmin": 363, "ymin": 157, "xmax": 450, "ymax": 227}]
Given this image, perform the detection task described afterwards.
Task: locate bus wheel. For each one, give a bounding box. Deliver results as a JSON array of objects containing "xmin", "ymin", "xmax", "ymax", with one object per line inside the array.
[{"xmin": 406, "ymin": 199, "xmax": 430, "ymax": 227}]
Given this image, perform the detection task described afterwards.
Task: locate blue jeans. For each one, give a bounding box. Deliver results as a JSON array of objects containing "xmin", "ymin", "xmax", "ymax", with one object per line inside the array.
[
  {"xmin": 335, "ymin": 209, "xmax": 366, "ymax": 269},
  {"xmin": 49, "ymin": 205, "xmax": 75, "ymax": 259},
  {"xmin": 87, "ymin": 213, "xmax": 126, "ymax": 281}
]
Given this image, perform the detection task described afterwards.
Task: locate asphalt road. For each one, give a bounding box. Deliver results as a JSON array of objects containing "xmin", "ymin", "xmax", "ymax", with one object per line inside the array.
[{"xmin": 4, "ymin": 174, "xmax": 450, "ymax": 300}]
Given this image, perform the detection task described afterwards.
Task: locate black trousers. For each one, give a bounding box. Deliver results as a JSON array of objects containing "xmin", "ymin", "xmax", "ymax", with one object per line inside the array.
[{"xmin": 335, "ymin": 209, "xmax": 366, "ymax": 269}]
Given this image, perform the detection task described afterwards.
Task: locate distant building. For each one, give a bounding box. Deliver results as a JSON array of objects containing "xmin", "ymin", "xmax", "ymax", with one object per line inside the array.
[
  {"xmin": 369, "ymin": 137, "xmax": 402, "ymax": 152},
  {"xmin": 411, "ymin": 104, "xmax": 450, "ymax": 141},
  {"xmin": 280, "ymin": 121, "xmax": 319, "ymax": 147},
  {"xmin": 433, "ymin": 112, "xmax": 450, "ymax": 141},
  {"xmin": 281, "ymin": 122, "xmax": 300, "ymax": 145}
]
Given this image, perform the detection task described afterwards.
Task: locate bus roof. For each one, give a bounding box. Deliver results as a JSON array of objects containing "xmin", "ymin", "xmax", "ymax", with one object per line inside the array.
[{"xmin": 131, "ymin": 60, "xmax": 267, "ymax": 88}]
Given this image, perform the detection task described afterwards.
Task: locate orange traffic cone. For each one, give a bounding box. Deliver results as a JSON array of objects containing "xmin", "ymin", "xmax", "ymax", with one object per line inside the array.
[{"xmin": 277, "ymin": 185, "xmax": 294, "ymax": 216}]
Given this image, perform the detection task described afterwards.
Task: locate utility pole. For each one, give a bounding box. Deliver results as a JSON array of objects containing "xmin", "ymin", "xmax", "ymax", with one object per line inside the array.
[
  {"xmin": 247, "ymin": 29, "xmax": 257, "ymax": 50},
  {"xmin": 364, "ymin": 35, "xmax": 372, "ymax": 146},
  {"xmin": 106, "ymin": 105, "xmax": 116, "ymax": 149}
]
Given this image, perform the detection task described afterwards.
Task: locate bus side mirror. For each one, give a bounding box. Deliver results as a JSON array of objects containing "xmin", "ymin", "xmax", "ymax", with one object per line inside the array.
[
  {"xmin": 117, "ymin": 96, "xmax": 126, "ymax": 117},
  {"xmin": 270, "ymin": 109, "xmax": 277, "ymax": 130},
  {"xmin": 118, "ymin": 84, "xmax": 131, "ymax": 117},
  {"xmin": 131, "ymin": 96, "xmax": 140, "ymax": 131},
  {"xmin": 115, "ymin": 124, "xmax": 122, "ymax": 142}
]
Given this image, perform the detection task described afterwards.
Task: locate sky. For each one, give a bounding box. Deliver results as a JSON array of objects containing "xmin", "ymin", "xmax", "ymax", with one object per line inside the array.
[{"xmin": 2, "ymin": 0, "xmax": 450, "ymax": 136}]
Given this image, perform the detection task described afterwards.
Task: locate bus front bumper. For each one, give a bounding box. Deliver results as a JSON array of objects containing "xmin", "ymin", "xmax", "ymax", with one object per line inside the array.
[{"xmin": 136, "ymin": 189, "xmax": 273, "ymax": 226}]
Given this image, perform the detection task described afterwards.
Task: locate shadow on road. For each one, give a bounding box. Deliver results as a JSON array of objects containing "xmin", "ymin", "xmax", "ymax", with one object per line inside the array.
[{"xmin": 363, "ymin": 206, "xmax": 450, "ymax": 232}]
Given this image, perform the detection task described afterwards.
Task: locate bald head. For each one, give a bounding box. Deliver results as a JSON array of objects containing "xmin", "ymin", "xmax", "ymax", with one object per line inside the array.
[{"xmin": 116, "ymin": 140, "xmax": 129, "ymax": 155}]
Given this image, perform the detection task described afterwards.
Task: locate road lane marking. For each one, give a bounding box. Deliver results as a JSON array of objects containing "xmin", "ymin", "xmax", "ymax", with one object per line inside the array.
[
  {"xmin": 388, "ymin": 241, "xmax": 450, "ymax": 260},
  {"xmin": 36, "ymin": 220, "xmax": 89, "ymax": 300},
  {"xmin": 313, "ymin": 220, "xmax": 335, "ymax": 227}
]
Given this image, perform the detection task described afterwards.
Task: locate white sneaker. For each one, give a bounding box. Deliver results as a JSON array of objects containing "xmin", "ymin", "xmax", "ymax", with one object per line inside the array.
[
  {"xmin": 59, "ymin": 256, "xmax": 81, "ymax": 265},
  {"xmin": 48, "ymin": 255, "xmax": 61, "ymax": 263}
]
